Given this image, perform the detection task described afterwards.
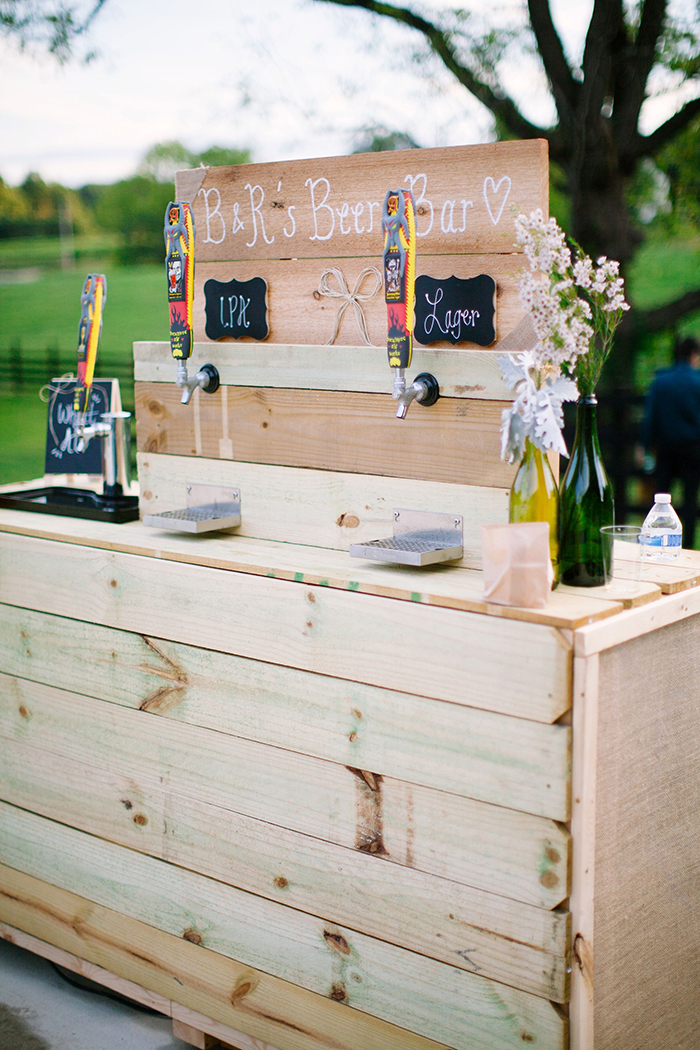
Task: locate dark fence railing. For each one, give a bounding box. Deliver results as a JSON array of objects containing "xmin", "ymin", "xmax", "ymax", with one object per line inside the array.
[{"xmin": 1, "ymin": 345, "xmax": 134, "ymax": 403}]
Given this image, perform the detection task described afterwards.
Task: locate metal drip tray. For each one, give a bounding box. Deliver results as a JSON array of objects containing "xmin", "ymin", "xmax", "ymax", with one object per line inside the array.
[
  {"xmin": 143, "ymin": 484, "xmax": 241, "ymax": 534},
  {"xmin": 350, "ymin": 509, "xmax": 463, "ymax": 566}
]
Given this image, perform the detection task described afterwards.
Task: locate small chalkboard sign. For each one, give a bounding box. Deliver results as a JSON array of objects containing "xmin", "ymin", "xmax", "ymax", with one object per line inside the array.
[
  {"xmin": 204, "ymin": 277, "xmax": 268, "ymax": 341},
  {"xmin": 44, "ymin": 378, "xmax": 117, "ymax": 474},
  {"xmin": 414, "ymin": 274, "xmax": 496, "ymax": 346}
]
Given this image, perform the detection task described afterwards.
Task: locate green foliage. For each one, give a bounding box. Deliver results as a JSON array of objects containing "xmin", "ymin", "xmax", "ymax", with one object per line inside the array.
[
  {"xmin": 94, "ymin": 175, "xmax": 173, "ymax": 265},
  {"xmin": 0, "ymin": 0, "xmax": 107, "ymax": 62},
  {"xmin": 137, "ymin": 140, "xmax": 251, "ymax": 183},
  {"xmin": 351, "ymin": 125, "xmax": 421, "ymax": 153}
]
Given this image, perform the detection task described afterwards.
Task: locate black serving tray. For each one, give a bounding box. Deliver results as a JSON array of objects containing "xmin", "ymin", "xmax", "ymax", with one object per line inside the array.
[{"xmin": 0, "ymin": 486, "xmax": 140, "ymax": 524}]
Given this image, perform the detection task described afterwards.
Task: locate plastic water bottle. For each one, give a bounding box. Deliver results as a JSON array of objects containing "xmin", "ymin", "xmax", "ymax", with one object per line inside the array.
[{"xmin": 641, "ymin": 493, "xmax": 682, "ymax": 560}]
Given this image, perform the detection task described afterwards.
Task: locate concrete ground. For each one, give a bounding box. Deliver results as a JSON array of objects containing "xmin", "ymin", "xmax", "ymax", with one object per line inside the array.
[{"xmin": 0, "ymin": 937, "xmax": 189, "ymax": 1050}]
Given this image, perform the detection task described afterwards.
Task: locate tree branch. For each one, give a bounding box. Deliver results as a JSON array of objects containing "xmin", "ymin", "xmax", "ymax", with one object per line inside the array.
[
  {"xmin": 612, "ymin": 0, "xmax": 667, "ymax": 150},
  {"xmin": 527, "ymin": 0, "xmax": 578, "ymax": 115},
  {"xmin": 638, "ymin": 93, "xmax": 700, "ymax": 155},
  {"xmin": 637, "ymin": 286, "xmax": 700, "ymax": 332},
  {"xmin": 315, "ymin": 0, "xmax": 552, "ymax": 142}
]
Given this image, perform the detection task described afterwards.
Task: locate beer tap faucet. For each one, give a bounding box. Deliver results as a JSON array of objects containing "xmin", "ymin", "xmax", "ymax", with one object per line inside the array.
[
  {"xmin": 382, "ymin": 189, "xmax": 438, "ymax": 419},
  {"xmin": 165, "ymin": 200, "xmax": 220, "ymax": 405}
]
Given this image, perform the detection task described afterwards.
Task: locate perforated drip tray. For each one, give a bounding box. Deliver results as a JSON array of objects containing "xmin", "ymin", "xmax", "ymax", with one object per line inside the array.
[
  {"xmin": 350, "ymin": 509, "xmax": 463, "ymax": 567},
  {"xmin": 143, "ymin": 484, "xmax": 241, "ymax": 534}
]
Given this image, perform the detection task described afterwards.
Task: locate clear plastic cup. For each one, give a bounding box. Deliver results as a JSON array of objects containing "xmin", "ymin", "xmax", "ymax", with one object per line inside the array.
[{"xmin": 600, "ymin": 525, "xmax": 643, "ymax": 597}]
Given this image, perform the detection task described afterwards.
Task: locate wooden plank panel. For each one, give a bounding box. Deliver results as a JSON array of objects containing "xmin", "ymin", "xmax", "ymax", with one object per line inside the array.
[
  {"xmin": 0, "ymin": 510, "xmax": 620, "ymax": 629},
  {"xmin": 0, "ymin": 864, "xmax": 457, "ymax": 1050},
  {"xmin": 0, "ymin": 738, "xmax": 570, "ymax": 1000},
  {"xmin": 134, "ymin": 382, "xmax": 514, "ymax": 489},
  {"xmin": 0, "ymin": 676, "xmax": 570, "ymax": 907},
  {"xmin": 0, "ymin": 605, "xmax": 571, "ymax": 820},
  {"xmin": 178, "ymin": 141, "xmax": 548, "ymax": 262},
  {"xmin": 0, "ymin": 803, "xmax": 567, "ymax": 1050},
  {"xmin": 191, "ymin": 255, "xmax": 524, "ymax": 348},
  {"xmin": 594, "ymin": 623, "xmax": 700, "ymax": 1050},
  {"xmin": 0, "ymin": 532, "xmax": 573, "ymax": 721},
  {"xmin": 137, "ymin": 452, "xmax": 508, "ymax": 570},
  {"xmin": 133, "ymin": 342, "xmax": 514, "ymax": 400}
]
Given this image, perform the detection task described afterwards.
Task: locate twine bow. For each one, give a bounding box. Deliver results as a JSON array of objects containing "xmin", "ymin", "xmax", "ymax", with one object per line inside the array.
[{"xmin": 317, "ymin": 266, "xmax": 382, "ymax": 346}]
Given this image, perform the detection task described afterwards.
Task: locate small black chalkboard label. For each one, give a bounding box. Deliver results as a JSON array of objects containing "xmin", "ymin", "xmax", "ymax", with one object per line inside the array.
[
  {"xmin": 204, "ymin": 277, "xmax": 268, "ymax": 341},
  {"xmin": 44, "ymin": 379, "xmax": 113, "ymax": 474},
  {"xmin": 415, "ymin": 274, "xmax": 496, "ymax": 346}
]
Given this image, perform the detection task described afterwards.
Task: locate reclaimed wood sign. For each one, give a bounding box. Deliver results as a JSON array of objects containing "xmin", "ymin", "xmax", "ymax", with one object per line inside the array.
[
  {"xmin": 415, "ymin": 274, "xmax": 496, "ymax": 346},
  {"xmin": 174, "ymin": 140, "xmax": 548, "ymax": 347},
  {"xmin": 203, "ymin": 276, "xmax": 268, "ymax": 341}
]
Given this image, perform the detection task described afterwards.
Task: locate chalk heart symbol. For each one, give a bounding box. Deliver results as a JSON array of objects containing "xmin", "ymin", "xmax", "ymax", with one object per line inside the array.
[{"xmin": 483, "ymin": 176, "xmax": 511, "ymax": 226}]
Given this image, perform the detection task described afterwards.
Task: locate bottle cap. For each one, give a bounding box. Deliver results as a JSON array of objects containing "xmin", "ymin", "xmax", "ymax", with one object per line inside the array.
[{"xmin": 654, "ymin": 493, "xmax": 672, "ymax": 503}]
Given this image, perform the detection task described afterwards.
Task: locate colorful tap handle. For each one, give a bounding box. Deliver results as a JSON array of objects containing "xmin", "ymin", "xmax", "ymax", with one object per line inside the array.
[
  {"xmin": 382, "ymin": 189, "xmax": 416, "ymax": 371},
  {"xmin": 164, "ymin": 200, "xmax": 195, "ymax": 361},
  {"xmin": 73, "ymin": 273, "xmax": 107, "ymax": 417}
]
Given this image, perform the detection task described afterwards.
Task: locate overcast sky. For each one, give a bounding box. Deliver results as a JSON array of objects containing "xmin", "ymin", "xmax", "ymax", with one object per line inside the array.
[{"xmin": 0, "ymin": 0, "xmax": 695, "ymax": 188}]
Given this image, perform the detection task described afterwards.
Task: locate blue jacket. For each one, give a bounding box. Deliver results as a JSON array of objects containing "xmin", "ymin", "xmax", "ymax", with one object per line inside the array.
[{"xmin": 642, "ymin": 362, "xmax": 700, "ymax": 450}]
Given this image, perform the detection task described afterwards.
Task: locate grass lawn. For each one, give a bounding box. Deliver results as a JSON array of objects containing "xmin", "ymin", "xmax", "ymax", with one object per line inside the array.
[{"xmin": 0, "ymin": 262, "xmax": 167, "ymax": 484}]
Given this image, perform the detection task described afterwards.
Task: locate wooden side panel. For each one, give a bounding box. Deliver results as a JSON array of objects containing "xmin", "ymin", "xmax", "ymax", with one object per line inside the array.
[
  {"xmin": 593, "ymin": 618, "xmax": 700, "ymax": 1050},
  {"xmin": 0, "ymin": 675, "xmax": 570, "ymax": 908},
  {"xmin": 137, "ymin": 452, "xmax": 508, "ymax": 571},
  {"xmin": 134, "ymin": 382, "xmax": 513, "ymax": 489},
  {"xmin": 132, "ymin": 342, "xmax": 514, "ymax": 400},
  {"xmin": 0, "ymin": 533, "xmax": 572, "ymax": 722},
  {"xmin": 178, "ymin": 141, "xmax": 549, "ymax": 262},
  {"xmin": 0, "ymin": 864, "xmax": 457, "ymax": 1050},
  {"xmin": 0, "ymin": 737, "xmax": 570, "ymax": 999},
  {"xmin": 191, "ymin": 255, "xmax": 523, "ymax": 348},
  {"xmin": 0, "ymin": 605, "xmax": 571, "ymax": 820},
  {"xmin": 0, "ymin": 805, "xmax": 567, "ymax": 1050}
]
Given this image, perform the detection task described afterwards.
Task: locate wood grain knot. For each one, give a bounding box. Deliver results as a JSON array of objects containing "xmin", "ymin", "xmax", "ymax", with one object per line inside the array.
[
  {"xmin": 323, "ymin": 931, "xmax": 350, "ymax": 956},
  {"xmin": 230, "ymin": 974, "xmax": 258, "ymax": 1004},
  {"xmin": 18, "ymin": 706, "xmax": 30, "ymax": 720},
  {"xmin": 307, "ymin": 592, "xmax": 316, "ymax": 604},
  {"xmin": 182, "ymin": 927, "xmax": 202, "ymax": 944},
  {"xmin": 545, "ymin": 847, "xmax": 560, "ymax": 864},
  {"xmin": 142, "ymin": 490, "xmax": 153, "ymax": 501},
  {"xmin": 120, "ymin": 799, "xmax": 133, "ymax": 810},
  {"xmin": 329, "ymin": 982, "xmax": 348, "ymax": 1003},
  {"xmin": 274, "ymin": 876, "xmax": 288, "ymax": 889},
  {"xmin": 540, "ymin": 871, "xmax": 559, "ymax": 889},
  {"xmin": 336, "ymin": 513, "xmax": 360, "ymax": 528},
  {"xmin": 520, "ymin": 1034, "xmax": 535, "ymax": 1043},
  {"xmin": 109, "ymin": 579, "xmax": 118, "ymax": 589},
  {"xmin": 132, "ymin": 813, "xmax": 148, "ymax": 826}
]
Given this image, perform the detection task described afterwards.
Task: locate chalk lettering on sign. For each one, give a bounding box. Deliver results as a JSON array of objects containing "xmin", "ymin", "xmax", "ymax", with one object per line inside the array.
[
  {"xmin": 404, "ymin": 173, "xmax": 434, "ymax": 237},
  {"xmin": 245, "ymin": 184, "xmax": 274, "ymax": 247},
  {"xmin": 44, "ymin": 379, "xmax": 112, "ymax": 473},
  {"xmin": 415, "ymin": 274, "xmax": 496, "ymax": 346},
  {"xmin": 306, "ymin": 177, "xmax": 334, "ymax": 241},
  {"xmin": 351, "ymin": 202, "xmax": 365, "ymax": 234},
  {"xmin": 231, "ymin": 202, "xmax": 245, "ymax": 235},
  {"xmin": 199, "ymin": 187, "xmax": 226, "ymax": 244},
  {"xmin": 366, "ymin": 200, "xmax": 380, "ymax": 234},
  {"xmin": 336, "ymin": 202, "xmax": 351, "ymax": 235},
  {"xmin": 204, "ymin": 277, "xmax": 268, "ymax": 341},
  {"xmin": 283, "ymin": 206, "xmax": 296, "ymax": 238},
  {"xmin": 483, "ymin": 176, "xmax": 511, "ymax": 225},
  {"xmin": 440, "ymin": 199, "xmax": 474, "ymax": 234}
]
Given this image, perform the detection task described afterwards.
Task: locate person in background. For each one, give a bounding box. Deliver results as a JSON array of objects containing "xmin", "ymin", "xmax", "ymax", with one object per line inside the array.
[{"xmin": 642, "ymin": 335, "xmax": 700, "ymax": 548}]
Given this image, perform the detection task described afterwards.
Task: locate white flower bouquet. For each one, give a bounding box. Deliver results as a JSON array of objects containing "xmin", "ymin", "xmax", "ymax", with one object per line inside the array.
[{"xmin": 500, "ymin": 210, "xmax": 630, "ymax": 463}]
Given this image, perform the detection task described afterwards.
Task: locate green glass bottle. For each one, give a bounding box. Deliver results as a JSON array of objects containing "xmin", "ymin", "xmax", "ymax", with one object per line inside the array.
[
  {"xmin": 559, "ymin": 395, "xmax": 614, "ymax": 586},
  {"xmin": 509, "ymin": 437, "xmax": 560, "ymax": 587}
]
